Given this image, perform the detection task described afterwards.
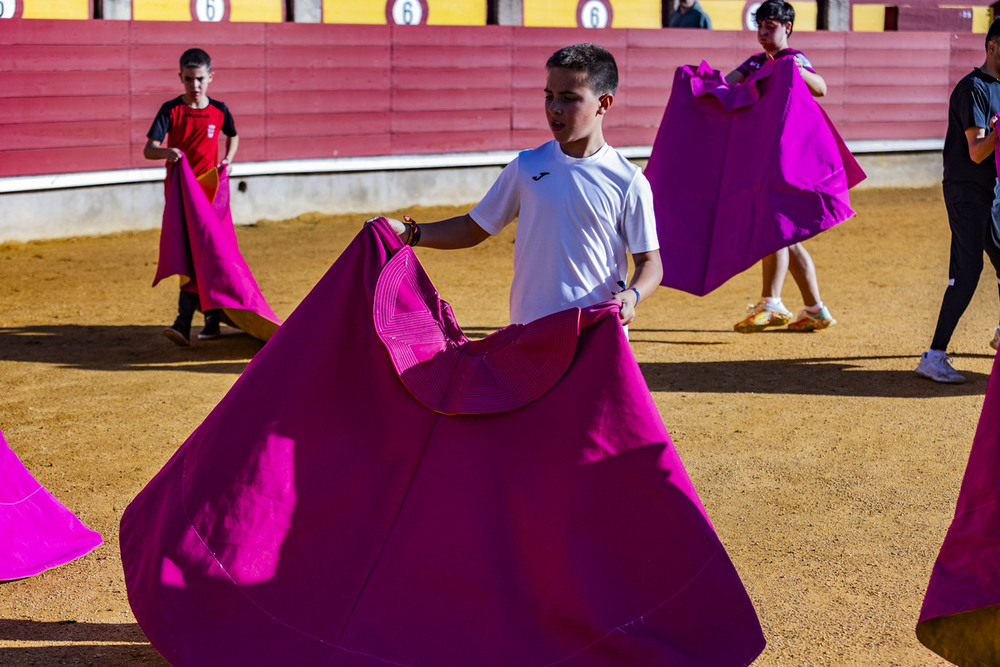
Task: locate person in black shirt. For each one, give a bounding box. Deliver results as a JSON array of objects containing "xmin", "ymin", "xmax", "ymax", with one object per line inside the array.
[{"xmin": 916, "ymin": 19, "xmax": 1000, "ymax": 383}]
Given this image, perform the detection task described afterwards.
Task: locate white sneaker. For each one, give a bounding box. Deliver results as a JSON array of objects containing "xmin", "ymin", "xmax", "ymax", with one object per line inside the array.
[
  {"xmin": 915, "ymin": 350, "xmax": 966, "ymax": 384},
  {"xmin": 991, "ymin": 327, "xmax": 1000, "ymax": 351}
]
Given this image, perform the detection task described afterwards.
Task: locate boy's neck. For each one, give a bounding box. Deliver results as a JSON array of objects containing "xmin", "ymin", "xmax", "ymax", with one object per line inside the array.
[
  {"xmin": 558, "ymin": 134, "xmax": 606, "ymax": 159},
  {"xmin": 182, "ymin": 94, "xmax": 209, "ymax": 109},
  {"xmin": 981, "ymin": 61, "xmax": 1000, "ymax": 81}
]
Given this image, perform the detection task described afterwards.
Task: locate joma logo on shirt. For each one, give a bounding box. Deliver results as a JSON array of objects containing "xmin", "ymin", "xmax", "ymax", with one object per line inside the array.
[{"xmin": 207, "ymin": 124, "xmax": 217, "ymax": 138}]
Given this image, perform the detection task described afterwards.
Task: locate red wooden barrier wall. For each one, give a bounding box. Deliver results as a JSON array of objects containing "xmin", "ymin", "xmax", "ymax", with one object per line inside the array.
[{"xmin": 0, "ymin": 20, "xmax": 984, "ymax": 179}]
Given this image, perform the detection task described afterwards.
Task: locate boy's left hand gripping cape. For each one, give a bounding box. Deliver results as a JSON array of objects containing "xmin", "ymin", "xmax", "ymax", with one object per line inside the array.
[
  {"xmin": 916, "ymin": 352, "xmax": 1000, "ymax": 664},
  {"xmin": 121, "ymin": 219, "xmax": 765, "ymax": 666},
  {"xmin": 153, "ymin": 157, "xmax": 281, "ymax": 341},
  {"xmin": 645, "ymin": 59, "xmax": 866, "ymax": 296},
  {"xmin": 0, "ymin": 429, "xmax": 102, "ymax": 580}
]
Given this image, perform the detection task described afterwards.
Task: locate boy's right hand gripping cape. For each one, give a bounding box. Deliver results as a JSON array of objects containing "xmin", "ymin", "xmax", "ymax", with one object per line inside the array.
[
  {"xmin": 121, "ymin": 218, "xmax": 765, "ymax": 667},
  {"xmin": 644, "ymin": 59, "xmax": 866, "ymax": 296},
  {"xmin": 153, "ymin": 156, "xmax": 281, "ymax": 341}
]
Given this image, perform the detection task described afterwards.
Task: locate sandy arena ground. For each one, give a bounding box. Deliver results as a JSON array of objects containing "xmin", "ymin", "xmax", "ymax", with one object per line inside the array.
[{"xmin": 1, "ymin": 186, "xmax": 997, "ymax": 665}]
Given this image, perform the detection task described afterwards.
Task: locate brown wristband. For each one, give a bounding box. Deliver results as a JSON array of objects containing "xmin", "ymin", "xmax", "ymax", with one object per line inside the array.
[{"xmin": 403, "ymin": 215, "xmax": 421, "ymax": 247}]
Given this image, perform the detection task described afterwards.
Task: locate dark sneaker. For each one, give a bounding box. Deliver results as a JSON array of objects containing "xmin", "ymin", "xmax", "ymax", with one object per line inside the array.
[{"xmin": 163, "ymin": 327, "xmax": 190, "ymax": 347}]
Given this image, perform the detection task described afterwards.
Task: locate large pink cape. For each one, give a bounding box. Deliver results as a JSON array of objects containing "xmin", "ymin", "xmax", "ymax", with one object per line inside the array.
[
  {"xmin": 0, "ymin": 429, "xmax": 102, "ymax": 580},
  {"xmin": 644, "ymin": 59, "xmax": 866, "ymax": 296},
  {"xmin": 153, "ymin": 157, "xmax": 281, "ymax": 341},
  {"xmin": 121, "ymin": 219, "xmax": 765, "ymax": 666},
  {"xmin": 916, "ymin": 352, "xmax": 1000, "ymax": 663}
]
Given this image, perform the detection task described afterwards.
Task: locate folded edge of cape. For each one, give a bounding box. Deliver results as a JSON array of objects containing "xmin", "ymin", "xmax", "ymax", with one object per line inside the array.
[{"xmin": 0, "ymin": 429, "xmax": 102, "ymax": 581}]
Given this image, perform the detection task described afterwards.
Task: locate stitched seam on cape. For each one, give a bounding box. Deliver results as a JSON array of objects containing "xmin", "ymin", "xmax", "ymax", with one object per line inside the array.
[
  {"xmin": 334, "ymin": 410, "xmax": 441, "ymax": 646},
  {"xmin": 953, "ymin": 493, "xmax": 1000, "ymax": 518},
  {"xmin": 0, "ymin": 484, "xmax": 43, "ymax": 505},
  {"xmin": 176, "ymin": 458, "xmax": 729, "ymax": 667},
  {"xmin": 179, "ymin": 452, "xmax": 423, "ymax": 666},
  {"xmin": 541, "ymin": 542, "xmax": 727, "ymax": 666}
]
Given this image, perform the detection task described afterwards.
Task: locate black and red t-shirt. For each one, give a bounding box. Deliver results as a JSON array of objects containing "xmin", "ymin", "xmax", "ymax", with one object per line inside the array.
[{"xmin": 147, "ymin": 96, "xmax": 237, "ymax": 177}]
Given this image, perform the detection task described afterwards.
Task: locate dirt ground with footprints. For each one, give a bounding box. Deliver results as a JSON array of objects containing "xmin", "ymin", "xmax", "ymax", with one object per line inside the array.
[{"xmin": 1, "ymin": 186, "xmax": 997, "ymax": 665}]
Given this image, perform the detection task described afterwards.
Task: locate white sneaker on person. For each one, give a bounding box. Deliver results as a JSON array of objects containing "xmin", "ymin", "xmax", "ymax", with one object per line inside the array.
[
  {"xmin": 991, "ymin": 326, "xmax": 1000, "ymax": 351},
  {"xmin": 915, "ymin": 350, "xmax": 966, "ymax": 384}
]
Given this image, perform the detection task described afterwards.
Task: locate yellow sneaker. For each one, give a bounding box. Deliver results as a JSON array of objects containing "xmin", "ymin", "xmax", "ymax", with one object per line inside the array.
[{"xmin": 734, "ymin": 301, "xmax": 793, "ymax": 333}]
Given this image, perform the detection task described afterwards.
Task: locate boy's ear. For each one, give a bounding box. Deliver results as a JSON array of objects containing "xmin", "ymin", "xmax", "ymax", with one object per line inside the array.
[{"xmin": 597, "ymin": 92, "xmax": 614, "ymax": 114}]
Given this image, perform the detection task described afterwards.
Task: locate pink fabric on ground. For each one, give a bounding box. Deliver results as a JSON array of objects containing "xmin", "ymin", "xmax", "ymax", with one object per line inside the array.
[
  {"xmin": 0, "ymin": 429, "xmax": 102, "ymax": 581},
  {"xmin": 916, "ymin": 352, "xmax": 1000, "ymax": 663},
  {"xmin": 644, "ymin": 58, "xmax": 866, "ymax": 296},
  {"xmin": 120, "ymin": 219, "xmax": 765, "ymax": 666},
  {"xmin": 153, "ymin": 157, "xmax": 281, "ymax": 341}
]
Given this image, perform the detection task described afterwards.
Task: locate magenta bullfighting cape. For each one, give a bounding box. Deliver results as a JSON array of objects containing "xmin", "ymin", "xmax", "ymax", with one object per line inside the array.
[
  {"xmin": 121, "ymin": 219, "xmax": 765, "ymax": 666},
  {"xmin": 644, "ymin": 58, "xmax": 866, "ymax": 296},
  {"xmin": 917, "ymin": 352, "xmax": 1000, "ymax": 664},
  {"xmin": 153, "ymin": 157, "xmax": 280, "ymax": 341},
  {"xmin": 0, "ymin": 429, "xmax": 102, "ymax": 580}
]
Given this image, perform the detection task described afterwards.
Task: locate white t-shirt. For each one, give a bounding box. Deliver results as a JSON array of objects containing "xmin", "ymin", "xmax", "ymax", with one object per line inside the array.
[{"xmin": 470, "ymin": 141, "xmax": 658, "ymax": 324}]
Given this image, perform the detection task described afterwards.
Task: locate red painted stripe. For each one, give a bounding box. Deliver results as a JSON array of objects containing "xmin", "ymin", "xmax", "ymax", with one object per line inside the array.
[
  {"xmin": 0, "ymin": 146, "xmax": 132, "ymax": 177},
  {"xmin": 267, "ymin": 134, "xmax": 393, "ymax": 159},
  {"xmin": 0, "ymin": 120, "xmax": 128, "ymax": 150}
]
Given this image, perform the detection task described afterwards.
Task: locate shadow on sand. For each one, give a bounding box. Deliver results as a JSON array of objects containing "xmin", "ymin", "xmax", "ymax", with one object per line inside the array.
[
  {"xmin": 0, "ymin": 325, "xmax": 264, "ymax": 374},
  {"xmin": 638, "ymin": 354, "xmax": 993, "ymax": 398},
  {"xmin": 0, "ymin": 619, "xmax": 166, "ymax": 666}
]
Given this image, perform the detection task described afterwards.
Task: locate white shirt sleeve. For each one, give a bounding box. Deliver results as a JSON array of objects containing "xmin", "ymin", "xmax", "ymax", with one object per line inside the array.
[
  {"xmin": 621, "ymin": 170, "xmax": 659, "ymax": 254},
  {"xmin": 470, "ymin": 156, "xmax": 521, "ymax": 235}
]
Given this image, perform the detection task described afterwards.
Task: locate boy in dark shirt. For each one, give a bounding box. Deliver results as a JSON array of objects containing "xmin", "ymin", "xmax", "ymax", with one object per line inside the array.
[{"xmin": 144, "ymin": 47, "xmax": 239, "ymax": 346}]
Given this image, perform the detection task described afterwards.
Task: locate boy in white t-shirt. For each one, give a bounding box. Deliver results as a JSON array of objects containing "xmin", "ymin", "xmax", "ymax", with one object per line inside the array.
[{"xmin": 373, "ymin": 43, "xmax": 662, "ymax": 326}]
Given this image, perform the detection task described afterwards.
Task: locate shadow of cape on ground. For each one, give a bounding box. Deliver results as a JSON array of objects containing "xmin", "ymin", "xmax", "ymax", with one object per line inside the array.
[
  {"xmin": 640, "ymin": 355, "xmax": 990, "ymax": 398},
  {"xmin": 0, "ymin": 620, "xmax": 167, "ymax": 667},
  {"xmin": 0, "ymin": 325, "xmax": 263, "ymax": 374}
]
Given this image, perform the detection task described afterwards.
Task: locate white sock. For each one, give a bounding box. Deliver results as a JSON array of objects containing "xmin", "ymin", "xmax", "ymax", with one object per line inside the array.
[
  {"xmin": 805, "ymin": 301, "xmax": 824, "ymax": 314},
  {"xmin": 762, "ymin": 296, "xmax": 783, "ymax": 307}
]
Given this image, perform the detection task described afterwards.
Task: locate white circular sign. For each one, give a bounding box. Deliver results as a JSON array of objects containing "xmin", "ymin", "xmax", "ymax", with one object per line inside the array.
[
  {"xmin": 391, "ymin": 0, "xmax": 423, "ymax": 25},
  {"xmin": 580, "ymin": 0, "xmax": 610, "ymax": 28},
  {"xmin": 0, "ymin": 0, "xmax": 16, "ymax": 18},
  {"xmin": 744, "ymin": 2, "xmax": 762, "ymax": 30},
  {"xmin": 195, "ymin": 0, "xmax": 225, "ymax": 22}
]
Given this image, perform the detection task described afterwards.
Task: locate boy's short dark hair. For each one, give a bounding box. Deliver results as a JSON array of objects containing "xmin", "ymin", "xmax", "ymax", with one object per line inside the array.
[
  {"xmin": 754, "ymin": 0, "xmax": 795, "ymax": 31},
  {"xmin": 546, "ymin": 43, "xmax": 619, "ymax": 96},
  {"xmin": 179, "ymin": 48, "xmax": 212, "ymax": 71},
  {"xmin": 986, "ymin": 18, "xmax": 1000, "ymax": 51}
]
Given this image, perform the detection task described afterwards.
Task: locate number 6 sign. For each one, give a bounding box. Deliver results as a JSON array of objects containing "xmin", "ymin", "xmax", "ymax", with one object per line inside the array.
[
  {"xmin": 194, "ymin": 0, "xmax": 226, "ymax": 21},
  {"xmin": 386, "ymin": 0, "xmax": 429, "ymax": 25},
  {"xmin": 577, "ymin": 0, "xmax": 612, "ymax": 28}
]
